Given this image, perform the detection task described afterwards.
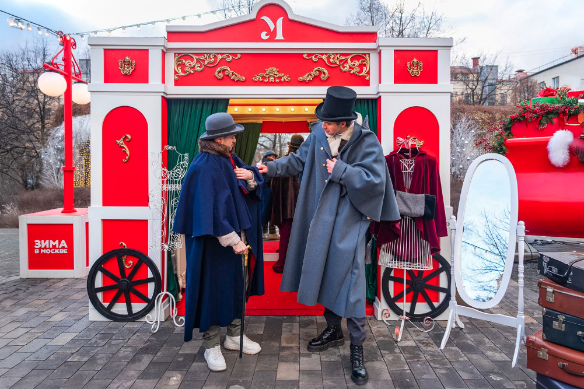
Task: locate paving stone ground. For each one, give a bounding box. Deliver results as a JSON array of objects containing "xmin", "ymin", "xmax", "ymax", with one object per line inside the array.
[{"xmin": 0, "ymin": 228, "xmax": 544, "ymax": 388}]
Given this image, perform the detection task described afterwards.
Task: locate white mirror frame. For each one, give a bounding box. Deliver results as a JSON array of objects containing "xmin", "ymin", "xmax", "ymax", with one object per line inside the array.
[{"xmin": 440, "ymin": 153, "xmax": 526, "ymax": 367}]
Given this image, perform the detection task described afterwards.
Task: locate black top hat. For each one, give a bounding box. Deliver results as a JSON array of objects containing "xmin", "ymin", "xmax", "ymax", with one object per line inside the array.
[
  {"xmin": 288, "ymin": 134, "xmax": 305, "ymax": 149},
  {"xmin": 315, "ymin": 86, "xmax": 358, "ymax": 122},
  {"xmin": 200, "ymin": 112, "xmax": 244, "ymax": 140}
]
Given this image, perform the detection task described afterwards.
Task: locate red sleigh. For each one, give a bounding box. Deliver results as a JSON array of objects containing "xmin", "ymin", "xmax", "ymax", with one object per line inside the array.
[{"xmin": 505, "ymin": 91, "xmax": 584, "ymax": 238}]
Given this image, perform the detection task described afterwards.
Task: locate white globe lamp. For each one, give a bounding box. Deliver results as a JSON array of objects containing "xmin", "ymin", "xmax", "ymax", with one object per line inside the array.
[
  {"xmin": 38, "ymin": 71, "xmax": 67, "ymax": 97},
  {"xmin": 72, "ymin": 82, "xmax": 91, "ymax": 105}
]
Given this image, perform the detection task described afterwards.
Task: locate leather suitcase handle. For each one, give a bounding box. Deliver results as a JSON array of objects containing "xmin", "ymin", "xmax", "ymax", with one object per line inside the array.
[
  {"xmin": 558, "ymin": 362, "xmax": 584, "ymax": 377},
  {"xmin": 544, "ymin": 258, "xmax": 584, "ymax": 284}
]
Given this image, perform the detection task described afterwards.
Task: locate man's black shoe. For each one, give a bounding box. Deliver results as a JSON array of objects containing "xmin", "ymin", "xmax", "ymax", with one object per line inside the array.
[
  {"xmin": 350, "ymin": 344, "xmax": 368, "ymax": 385},
  {"xmin": 307, "ymin": 325, "xmax": 344, "ymax": 352}
]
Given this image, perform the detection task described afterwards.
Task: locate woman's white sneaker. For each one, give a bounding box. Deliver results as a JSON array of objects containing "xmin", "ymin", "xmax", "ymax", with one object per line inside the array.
[
  {"xmin": 224, "ymin": 334, "xmax": 261, "ymax": 355},
  {"xmin": 204, "ymin": 345, "xmax": 227, "ymax": 371}
]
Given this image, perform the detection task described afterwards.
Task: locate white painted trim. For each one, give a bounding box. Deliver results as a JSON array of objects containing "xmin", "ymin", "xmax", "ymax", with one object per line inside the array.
[
  {"xmin": 91, "ymin": 48, "xmax": 104, "ymax": 84},
  {"xmin": 453, "ymin": 153, "xmax": 519, "ymax": 310},
  {"xmin": 88, "ymin": 37, "xmax": 167, "ymax": 47},
  {"xmin": 166, "ymin": 0, "xmax": 378, "ymax": 34},
  {"xmin": 378, "ymin": 84, "xmax": 453, "ymax": 93},
  {"xmin": 438, "ymin": 49, "xmax": 451, "ymax": 85},
  {"xmin": 89, "ymin": 206, "xmax": 153, "ymax": 220},
  {"xmin": 378, "ymin": 37, "xmax": 453, "ymax": 48},
  {"xmin": 164, "ymin": 86, "xmax": 378, "ymax": 98},
  {"xmin": 149, "ymin": 49, "xmax": 162, "ymax": 85},
  {"xmin": 380, "ymin": 48, "xmax": 394, "ymax": 85},
  {"xmin": 166, "ymin": 43, "xmax": 378, "ymax": 50},
  {"xmin": 89, "ymin": 84, "xmax": 166, "ymax": 93},
  {"xmin": 19, "ymin": 215, "xmax": 28, "ymax": 278}
]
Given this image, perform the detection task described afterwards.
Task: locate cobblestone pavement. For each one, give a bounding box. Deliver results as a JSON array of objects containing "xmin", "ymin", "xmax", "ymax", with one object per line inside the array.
[
  {"xmin": 0, "ymin": 229, "xmax": 20, "ymax": 283},
  {"xmin": 0, "ymin": 228, "xmax": 543, "ymax": 389}
]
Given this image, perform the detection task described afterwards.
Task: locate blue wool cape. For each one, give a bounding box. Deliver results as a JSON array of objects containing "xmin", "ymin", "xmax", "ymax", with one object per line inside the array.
[
  {"xmin": 173, "ymin": 152, "xmax": 264, "ymax": 339},
  {"xmin": 266, "ymin": 122, "xmax": 400, "ymax": 318}
]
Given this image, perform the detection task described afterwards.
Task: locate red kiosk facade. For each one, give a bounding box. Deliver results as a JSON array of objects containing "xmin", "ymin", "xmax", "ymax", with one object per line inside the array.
[{"xmin": 87, "ymin": 0, "xmax": 453, "ymax": 321}]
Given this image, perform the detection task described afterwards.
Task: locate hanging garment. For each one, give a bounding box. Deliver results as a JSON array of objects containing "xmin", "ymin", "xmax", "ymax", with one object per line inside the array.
[
  {"xmin": 373, "ymin": 149, "xmax": 447, "ymax": 254},
  {"xmin": 173, "ymin": 150, "xmax": 264, "ymax": 340}
]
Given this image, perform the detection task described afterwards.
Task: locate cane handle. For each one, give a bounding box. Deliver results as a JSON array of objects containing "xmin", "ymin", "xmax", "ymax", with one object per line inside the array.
[{"xmin": 244, "ymin": 245, "xmax": 252, "ymax": 266}]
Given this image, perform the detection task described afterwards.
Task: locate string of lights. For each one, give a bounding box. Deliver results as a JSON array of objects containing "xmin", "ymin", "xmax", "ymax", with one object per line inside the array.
[
  {"xmin": 2, "ymin": 6, "xmax": 243, "ymax": 41},
  {"xmin": 1, "ymin": 9, "xmax": 58, "ymax": 37}
]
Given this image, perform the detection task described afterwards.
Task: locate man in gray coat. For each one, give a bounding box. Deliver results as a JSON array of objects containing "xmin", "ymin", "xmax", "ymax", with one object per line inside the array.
[{"xmin": 258, "ymin": 86, "xmax": 400, "ymax": 385}]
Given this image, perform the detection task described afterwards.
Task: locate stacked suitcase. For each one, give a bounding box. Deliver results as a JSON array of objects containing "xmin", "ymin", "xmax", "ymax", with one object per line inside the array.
[{"xmin": 527, "ymin": 252, "xmax": 584, "ymax": 389}]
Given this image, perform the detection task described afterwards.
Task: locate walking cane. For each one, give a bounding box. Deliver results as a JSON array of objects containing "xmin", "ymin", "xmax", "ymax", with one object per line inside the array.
[{"xmin": 240, "ymin": 245, "xmax": 252, "ymax": 359}]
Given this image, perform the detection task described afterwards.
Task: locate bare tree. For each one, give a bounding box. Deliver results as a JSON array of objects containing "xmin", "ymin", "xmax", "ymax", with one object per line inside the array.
[
  {"xmin": 214, "ymin": 0, "xmax": 259, "ymax": 18},
  {"xmin": 452, "ymin": 52, "xmax": 514, "ymax": 106},
  {"xmin": 511, "ymin": 76, "xmax": 539, "ymax": 105},
  {"xmin": 346, "ymin": 0, "xmax": 445, "ymax": 38},
  {"xmin": 0, "ymin": 37, "xmax": 60, "ymax": 188},
  {"xmin": 462, "ymin": 208, "xmax": 511, "ymax": 301},
  {"xmin": 450, "ymin": 113, "xmax": 482, "ymax": 181}
]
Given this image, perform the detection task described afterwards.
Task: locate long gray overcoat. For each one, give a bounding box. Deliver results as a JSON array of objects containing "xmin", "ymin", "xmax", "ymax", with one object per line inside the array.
[{"xmin": 266, "ymin": 121, "xmax": 400, "ymax": 318}]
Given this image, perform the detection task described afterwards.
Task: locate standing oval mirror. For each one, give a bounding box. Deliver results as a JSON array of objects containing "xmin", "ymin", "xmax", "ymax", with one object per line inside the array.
[{"xmin": 454, "ymin": 154, "xmax": 518, "ymax": 309}]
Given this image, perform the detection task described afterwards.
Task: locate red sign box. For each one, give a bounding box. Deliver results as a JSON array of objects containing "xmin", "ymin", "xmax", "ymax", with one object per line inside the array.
[
  {"xmin": 394, "ymin": 50, "xmax": 438, "ymax": 84},
  {"xmin": 28, "ymin": 224, "xmax": 74, "ymax": 270},
  {"xmin": 104, "ymin": 49, "xmax": 149, "ymax": 84}
]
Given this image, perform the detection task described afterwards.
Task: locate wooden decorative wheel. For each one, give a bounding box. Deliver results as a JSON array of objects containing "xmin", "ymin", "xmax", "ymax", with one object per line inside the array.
[
  {"xmin": 382, "ymin": 254, "xmax": 451, "ymax": 321},
  {"xmin": 87, "ymin": 248, "xmax": 161, "ymax": 322}
]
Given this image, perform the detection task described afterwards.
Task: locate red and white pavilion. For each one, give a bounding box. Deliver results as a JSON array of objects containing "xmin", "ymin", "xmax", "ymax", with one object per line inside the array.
[{"xmin": 86, "ymin": 0, "xmax": 453, "ymax": 321}]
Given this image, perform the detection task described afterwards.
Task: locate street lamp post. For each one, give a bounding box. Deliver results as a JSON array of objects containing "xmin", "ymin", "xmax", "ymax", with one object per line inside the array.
[{"xmin": 38, "ymin": 31, "xmax": 90, "ymax": 213}]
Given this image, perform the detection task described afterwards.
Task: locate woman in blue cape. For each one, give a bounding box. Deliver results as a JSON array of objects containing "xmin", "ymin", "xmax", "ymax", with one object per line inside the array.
[{"xmin": 173, "ymin": 113, "xmax": 264, "ymax": 372}]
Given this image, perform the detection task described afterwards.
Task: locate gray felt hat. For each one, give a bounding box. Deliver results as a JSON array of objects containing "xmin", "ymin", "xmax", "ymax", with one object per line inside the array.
[{"xmin": 200, "ymin": 112, "xmax": 244, "ymax": 140}]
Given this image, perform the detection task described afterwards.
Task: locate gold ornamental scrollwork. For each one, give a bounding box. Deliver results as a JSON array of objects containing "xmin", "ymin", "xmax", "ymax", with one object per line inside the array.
[
  {"xmin": 119, "ymin": 242, "xmax": 133, "ymax": 269},
  {"xmin": 407, "ymin": 58, "xmax": 423, "ymax": 77},
  {"xmin": 298, "ymin": 67, "xmax": 330, "ymax": 82},
  {"xmin": 303, "ymin": 53, "xmax": 370, "ymax": 80},
  {"xmin": 118, "ymin": 56, "xmax": 136, "ymax": 76},
  {"xmin": 214, "ymin": 66, "xmax": 245, "ymax": 82},
  {"xmin": 253, "ymin": 67, "xmax": 290, "ymax": 83},
  {"xmin": 174, "ymin": 53, "xmax": 242, "ymax": 80},
  {"xmin": 116, "ymin": 134, "xmax": 131, "ymax": 163}
]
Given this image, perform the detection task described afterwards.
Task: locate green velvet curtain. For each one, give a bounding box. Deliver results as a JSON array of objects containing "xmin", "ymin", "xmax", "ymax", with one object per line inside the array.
[
  {"xmin": 168, "ymin": 99, "xmax": 230, "ymax": 172},
  {"xmin": 355, "ymin": 99, "xmax": 379, "ymax": 302},
  {"xmin": 354, "ymin": 99, "xmax": 379, "ymax": 135},
  {"xmin": 166, "ymin": 99, "xmax": 229, "ymax": 300},
  {"xmin": 234, "ymin": 123, "xmax": 263, "ymax": 166}
]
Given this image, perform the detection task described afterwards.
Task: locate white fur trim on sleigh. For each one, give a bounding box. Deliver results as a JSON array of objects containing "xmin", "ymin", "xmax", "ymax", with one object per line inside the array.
[{"xmin": 547, "ymin": 130, "xmax": 574, "ymax": 168}]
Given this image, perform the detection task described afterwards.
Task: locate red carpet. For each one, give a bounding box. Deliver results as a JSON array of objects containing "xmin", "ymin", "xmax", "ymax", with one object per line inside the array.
[{"xmin": 177, "ymin": 261, "xmax": 373, "ymax": 316}]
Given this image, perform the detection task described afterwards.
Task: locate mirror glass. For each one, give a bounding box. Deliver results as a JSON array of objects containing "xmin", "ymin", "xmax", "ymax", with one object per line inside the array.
[{"xmin": 461, "ymin": 160, "xmax": 511, "ymax": 302}]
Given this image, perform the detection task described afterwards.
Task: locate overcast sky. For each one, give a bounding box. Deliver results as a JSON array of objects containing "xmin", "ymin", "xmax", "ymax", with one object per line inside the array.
[{"xmin": 0, "ymin": 0, "xmax": 582, "ymax": 73}]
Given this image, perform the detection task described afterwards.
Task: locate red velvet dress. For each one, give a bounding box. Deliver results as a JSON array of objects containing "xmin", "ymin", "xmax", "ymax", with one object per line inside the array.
[{"xmin": 372, "ymin": 149, "xmax": 447, "ymax": 254}]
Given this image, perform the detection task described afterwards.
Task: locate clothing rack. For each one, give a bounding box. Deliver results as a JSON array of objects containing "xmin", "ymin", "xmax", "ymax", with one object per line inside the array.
[{"xmin": 379, "ymin": 136, "xmax": 435, "ymax": 341}]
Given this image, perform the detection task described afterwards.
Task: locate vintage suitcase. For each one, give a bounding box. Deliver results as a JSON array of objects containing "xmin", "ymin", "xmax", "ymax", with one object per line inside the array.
[
  {"xmin": 542, "ymin": 308, "xmax": 584, "ymax": 353},
  {"xmin": 537, "ymin": 373, "xmax": 581, "ymax": 389},
  {"xmin": 527, "ymin": 330, "xmax": 584, "ymax": 389},
  {"xmin": 539, "ymin": 252, "xmax": 584, "ymax": 293},
  {"xmin": 539, "ymin": 278, "xmax": 584, "ymax": 321}
]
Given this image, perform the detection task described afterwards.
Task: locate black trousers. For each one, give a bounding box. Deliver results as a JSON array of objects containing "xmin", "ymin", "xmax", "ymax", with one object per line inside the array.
[{"xmin": 323, "ymin": 308, "xmax": 367, "ymax": 346}]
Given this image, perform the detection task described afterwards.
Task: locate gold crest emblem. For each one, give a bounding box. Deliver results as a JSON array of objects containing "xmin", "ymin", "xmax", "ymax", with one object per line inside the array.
[
  {"xmin": 118, "ymin": 56, "xmax": 136, "ymax": 76},
  {"xmin": 407, "ymin": 58, "xmax": 423, "ymax": 77}
]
